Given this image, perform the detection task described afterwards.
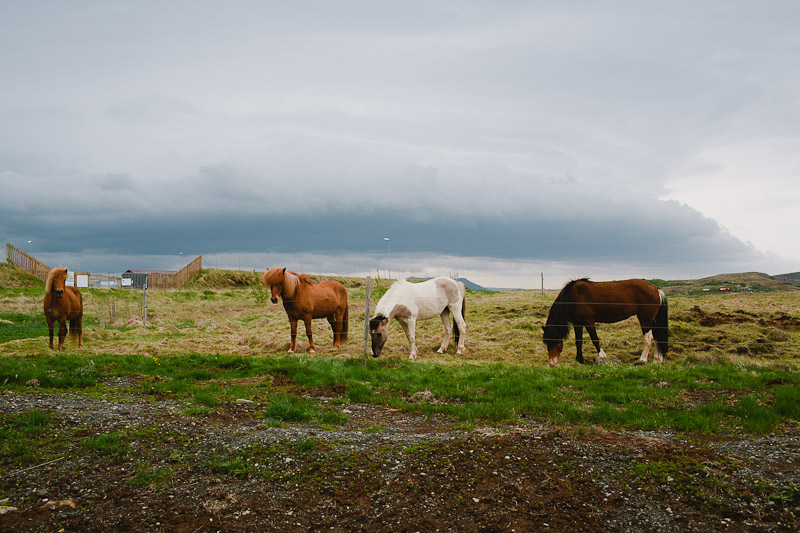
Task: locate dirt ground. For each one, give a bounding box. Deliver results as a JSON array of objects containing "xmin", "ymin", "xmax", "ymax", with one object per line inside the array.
[{"xmin": 1, "ymin": 377, "xmax": 799, "ymax": 533}]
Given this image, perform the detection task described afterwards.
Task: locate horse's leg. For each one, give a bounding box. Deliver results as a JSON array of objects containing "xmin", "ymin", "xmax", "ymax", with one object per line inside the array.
[
  {"xmin": 437, "ymin": 309, "xmax": 452, "ymax": 354},
  {"xmin": 327, "ymin": 316, "xmax": 339, "ymax": 349},
  {"xmin": 304, "ymin": 318, "xmax": 316, "ymax": 353},
  {"xmin": 46, "ymin": 316, "xmax": 55, "ymax": 350},
  {"xmin": 399, "ymin": 318, "xmax": 418, "ymax": 360},
  {"xmin": 637, "ymin": 329, "xmax": 655, "ymax": 364},
  {"xmin": 58, "ymin": 318, "xmax": 67, "ymax": 351},
  {"xmin": 586, "ymin": 326, "xmax": 607, "ymax": 363},
  {"xmin": 288, "ymin": 320, "xmax": 298, "ymax": 353},
  {"xmin": 452, "ymin": 305, "xmax": 466, "ymax": 355},
  {"xmin": 77, "ymin": 316, "xmax": 83, "ymax": 348},
  {"xmin": 573, "ymin": 325, "xmax": 585, "ymax": 364}
]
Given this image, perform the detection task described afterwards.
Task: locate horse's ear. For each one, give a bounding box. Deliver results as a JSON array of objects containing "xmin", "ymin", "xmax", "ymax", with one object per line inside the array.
[
  {"xmin": 541, "ymin": 325, "xmax": 546, "ymax": 332},
  {"xmin": 282, "ymin": 267, "xmax": 286, "ymax": 274}
]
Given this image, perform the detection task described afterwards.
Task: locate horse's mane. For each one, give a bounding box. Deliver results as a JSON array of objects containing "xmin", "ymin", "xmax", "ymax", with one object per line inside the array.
[
  {"xmin": 45, "ymin": 267, "xmax": 68, "ymax": 293},
  {"xmin": 555, "ymin": 277, "xmax": 590, "ymax": 302},
  {"xmin": 262, "ymin": 267, "xmax": 313, "ymax": 299},
  {"xmin": 543, "ymin": 278, "xmax": 590, "ymax": 345}
]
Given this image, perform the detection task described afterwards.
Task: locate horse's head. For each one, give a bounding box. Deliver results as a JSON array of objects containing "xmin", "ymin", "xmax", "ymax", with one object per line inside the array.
[
  {"xmin": 369, "ymin": 315, "xmax": 390, "ymax": 357},
  {"xmin": 47, "ymin": 267, "xmax": 69, "ymax": 299},
  {"xmin": 261, "ymin": 267, "xmax": 287, "ymax": 304},
  {"xmin": 542, "ymin": 325, "xmax": 563, "ymax": 368}
]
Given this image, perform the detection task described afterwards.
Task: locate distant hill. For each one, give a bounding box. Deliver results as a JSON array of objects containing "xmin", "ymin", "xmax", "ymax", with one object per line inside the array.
[
  {"xmin": 407, "ymin": 276, "xmax": 521, "ymax": 292},
  {"xmin": 650, "ymin": 272, "xmax": 798, "ymax": 296},
  {"xmin": 185, "ymin": 268, "xmax": 367, "ymax": 289},
  {"xmin": 773, "ymin": 272, "xmax": 800, "ymax": 286}
]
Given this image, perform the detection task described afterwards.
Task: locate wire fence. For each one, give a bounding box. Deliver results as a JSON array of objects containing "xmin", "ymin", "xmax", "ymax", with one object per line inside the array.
[{"xmin": 2, "ymin": 277, "xmax": 798, "ymax": 358}]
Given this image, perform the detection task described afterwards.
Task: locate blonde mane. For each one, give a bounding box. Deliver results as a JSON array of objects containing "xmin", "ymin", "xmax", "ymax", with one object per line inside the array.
[
  {"xmin": 45, "ymin": 266, "xmax": 68, "ymax": 293},
  {"xmin": 262, "ymin": 267, "xmax": 309, "ymax": 299}
]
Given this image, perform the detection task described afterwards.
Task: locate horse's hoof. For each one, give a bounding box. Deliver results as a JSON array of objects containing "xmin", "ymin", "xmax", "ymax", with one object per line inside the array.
[
  {"xmin": 436, "ymin": 348, "xmax": 444, "ymax": 354},
  {"xmin": 548, "ymin": 361, "xmax": 559, "ymax": 368},
  {"xmin": 634, "ymin": 360, "xmax": 646, "ymax": 366},
  {"xmin": 309, "ymin": 349, "xmax": 316, "ymax": 354},
  {"xmin": 595, "ymin": 358, "xmax": 607, "ymax": 365},
  {"xmin": 456, "ymin": 350, "xmax": 463, "ymax": 355}
]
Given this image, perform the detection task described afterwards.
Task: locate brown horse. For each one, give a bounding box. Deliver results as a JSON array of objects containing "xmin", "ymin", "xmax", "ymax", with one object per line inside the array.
[
  {"xmin": 261, "ymin": 267, "xmax": 348, "ymax": 353},
  {"xmin": 542, "ymin": 278, "xmax": 668, "ymax": 367},
  {"xmin": 43, "ymin": 267, "xmax": 84, "ymax": 350}
]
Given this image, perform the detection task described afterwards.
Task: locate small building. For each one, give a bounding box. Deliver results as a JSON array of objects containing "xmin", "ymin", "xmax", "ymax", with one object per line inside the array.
[{"xmin": 122, "ymin": 269, "xmax": 177, "ymax": 289}]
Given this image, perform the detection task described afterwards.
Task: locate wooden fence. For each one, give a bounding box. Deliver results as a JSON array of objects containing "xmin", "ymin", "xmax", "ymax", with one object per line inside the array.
[
  {"xmin": 144, "ymin": 255, "xmax": 203, "ymax": 289},
  {"xmin": 6, "ymin": 243, "xmax": 52, "ymax": 281}
]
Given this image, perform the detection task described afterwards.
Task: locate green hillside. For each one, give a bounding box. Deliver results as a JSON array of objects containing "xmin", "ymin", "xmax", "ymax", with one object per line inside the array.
[
  {"xmin": 650, "ymin": 272, "xmax": 798, "ymax": 296},
  {"xmin": 0, "ymin": 263, "xmax": 45, "ymax": 289}
]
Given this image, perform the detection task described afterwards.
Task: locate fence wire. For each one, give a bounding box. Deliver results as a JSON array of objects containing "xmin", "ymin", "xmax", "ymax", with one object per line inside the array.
[{"xmin": 2, "ymin": 283, "xmax": 798, "ymax": 356}]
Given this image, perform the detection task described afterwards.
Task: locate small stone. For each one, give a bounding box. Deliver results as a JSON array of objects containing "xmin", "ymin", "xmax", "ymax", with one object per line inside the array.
[
  {"xmin": 0, "ymin": 506, "xmax": 19, "ymax": 515},
  {"xmin": 41, "ymin": 500, "xmax": 76, "ymax": 511},
  {"xmin": 472, "ymin": 497, "xmax": 480, "ymax": 503},
  {"xmin": 35, "ymin": 488, "xmax": 49, "ymax": 497}
]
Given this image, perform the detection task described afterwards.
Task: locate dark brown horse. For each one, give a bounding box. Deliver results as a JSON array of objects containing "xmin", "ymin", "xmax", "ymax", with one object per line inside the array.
[
  {"xmin": 542, "ymin": 278, "xmax": 668, "ymax": 367},
  {"xmin": 43, "ymin": 267, "xmax": 83, "ymax": 350},
  {"xmin": 261, "ymin": 267, "xmax": 348, "ymax": 353}
]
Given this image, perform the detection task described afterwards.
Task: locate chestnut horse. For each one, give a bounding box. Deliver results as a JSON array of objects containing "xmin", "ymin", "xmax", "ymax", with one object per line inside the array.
[
  {"xmin": 542, "ymin": 278, "xmax": 668, "ymax": 367},
  {"xmin": 43, "ymin": 267, "xmax": 83, "ymax": 350},
  {"xmin": 261, "ymin": 267, "xmax": 348, "ymax": 353}
]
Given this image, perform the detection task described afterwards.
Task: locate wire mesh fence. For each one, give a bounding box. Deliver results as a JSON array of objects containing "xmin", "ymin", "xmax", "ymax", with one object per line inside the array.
[{"xmin": 2, "ymin": 275, "xmax": 799, "ymax": 363}]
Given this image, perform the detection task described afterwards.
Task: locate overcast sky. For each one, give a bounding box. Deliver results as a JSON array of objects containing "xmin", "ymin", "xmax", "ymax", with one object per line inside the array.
[{"xmin": 1, "ymin": 1, "xmax": 798, "ymax": 288}]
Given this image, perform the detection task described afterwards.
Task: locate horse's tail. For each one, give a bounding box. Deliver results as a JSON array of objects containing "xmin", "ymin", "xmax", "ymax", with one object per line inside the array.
[
  {"xmin": 69, "ymin": 316, "xmax": 81, "ymax": 344},
  {"xmin": 454, "ymin": 291, "xmax": 466, "ymax": 345},
  {"xmin": 653, "ymin": 290, "xmax": 669, "ymax": 358},
  {"xmin": 341, "ymin": 300, "xmax": 349, "ymax": 344}
]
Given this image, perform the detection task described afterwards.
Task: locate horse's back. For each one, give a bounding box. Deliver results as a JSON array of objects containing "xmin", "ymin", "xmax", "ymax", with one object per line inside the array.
[
  {"xmin": 308, "ymin": 280, "xmax": 348, "ymax": 316},
  {"xmin": 572, "ymin": 279, "xmax": 658, "ymax": 303}
]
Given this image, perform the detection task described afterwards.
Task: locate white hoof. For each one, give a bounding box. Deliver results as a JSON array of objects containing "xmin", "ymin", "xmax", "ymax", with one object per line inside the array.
[{"xmin": 436, "ymin": 348, "xmax": 444, "ymax": 354}]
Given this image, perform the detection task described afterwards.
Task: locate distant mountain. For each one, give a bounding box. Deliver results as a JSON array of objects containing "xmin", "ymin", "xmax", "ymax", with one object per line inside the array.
[
  {"xmin": 773, "ymin": 272, "xmax": 800, "ymax": 286},
  {"xmin": 406, "ymin": 276, "xmax": 522, "ymax": 292}
]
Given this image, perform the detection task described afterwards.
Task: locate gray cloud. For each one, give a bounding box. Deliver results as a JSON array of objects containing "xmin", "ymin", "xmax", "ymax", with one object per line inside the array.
[{"xmin": 1, "ymin": 1, "xmax": 798, "ymax": 284}]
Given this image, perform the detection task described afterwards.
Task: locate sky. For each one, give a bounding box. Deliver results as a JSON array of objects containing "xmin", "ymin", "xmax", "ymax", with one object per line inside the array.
[{"xmin": 1, "ymin": 1, "xmax": 799, "ymax": 289}]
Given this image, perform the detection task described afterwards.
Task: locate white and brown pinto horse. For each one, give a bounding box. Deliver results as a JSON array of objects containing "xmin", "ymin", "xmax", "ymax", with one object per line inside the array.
[
  {"xmin": 542, "ymin": 278, "xmax": 668, "ymax": 367},
  {"xmin": 369, "ymin": 277, "xmax": 466, "ymax": 359}
]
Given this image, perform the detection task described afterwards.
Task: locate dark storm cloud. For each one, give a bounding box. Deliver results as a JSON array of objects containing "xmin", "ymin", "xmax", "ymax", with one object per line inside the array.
[{"xmin": 1, "ymin": 1, "xmax": 798, "ymax": 283}]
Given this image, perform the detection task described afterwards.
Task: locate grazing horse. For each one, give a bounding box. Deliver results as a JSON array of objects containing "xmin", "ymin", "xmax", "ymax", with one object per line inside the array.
[
  {"xmin": 542, "ymin": 278, "xmax": 668, "ymax": 367},
  {"xmin": 369, "ymin": 277, "xmax": 466, "ymax": 359},
  {"xmin": 261, "ymin": 267, "xmax": 348, "ymax": 353},
  {"xmin": 43, "ymin": 267, "xmax": 83, "ymax": 350}
]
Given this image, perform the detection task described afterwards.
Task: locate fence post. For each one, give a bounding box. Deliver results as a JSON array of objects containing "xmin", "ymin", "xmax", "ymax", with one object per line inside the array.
[
  {"xmin": 363, "ymin": 276, "xmax": 371, "ymax": 357},
  {"xmin": 142, "ymin": 274, "xmax": 148, "ymax": 328}
]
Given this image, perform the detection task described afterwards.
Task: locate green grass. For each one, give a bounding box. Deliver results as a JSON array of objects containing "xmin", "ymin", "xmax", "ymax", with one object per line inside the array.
[
  {"xmin": 0, "ymin": 312, "xmax": 48, "ymax": 343},
  {"xmin": 0, "ymin": 409, "xmax": 58, "ymax": 465},
  {"xmin": 82, "ymin": 432, "xmax": 130, "ymax": 457},
  {"xmin": 1, "ymin": 352, "xmax": 797, "ymax": 434}
]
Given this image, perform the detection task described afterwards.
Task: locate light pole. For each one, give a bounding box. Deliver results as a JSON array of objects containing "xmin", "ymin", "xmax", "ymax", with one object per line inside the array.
[
  {"xmin": 384, "ymin": 237, "xmax": 390, "ymax": 279},
  {"xmin": 178, "ymin": 252, "xmax": 183, "ymax": 270},
  {"xmin": 27, "ymin": 240, "xmax": 32, "ymax": 256}
]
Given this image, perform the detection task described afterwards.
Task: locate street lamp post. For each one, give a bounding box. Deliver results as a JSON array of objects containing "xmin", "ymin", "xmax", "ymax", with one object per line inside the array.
[{"xmin": 384, "ymin": 237, "xmax": 390, "ymax": 280}]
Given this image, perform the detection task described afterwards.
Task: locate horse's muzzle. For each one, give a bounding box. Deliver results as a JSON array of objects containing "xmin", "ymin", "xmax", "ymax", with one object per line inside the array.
[
  {"xmin": 270, "ymin": 297, "xmax": 278, "ymax": 304},
  {"xmin": 56, "ymin": 290, "xmax": 64, "ymax": 299}
]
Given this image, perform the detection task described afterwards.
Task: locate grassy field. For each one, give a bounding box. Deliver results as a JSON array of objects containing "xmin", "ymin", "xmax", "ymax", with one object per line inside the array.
[{"xmin": 1, "ymin": 267, "xmax": 799, "ymax": 434}]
